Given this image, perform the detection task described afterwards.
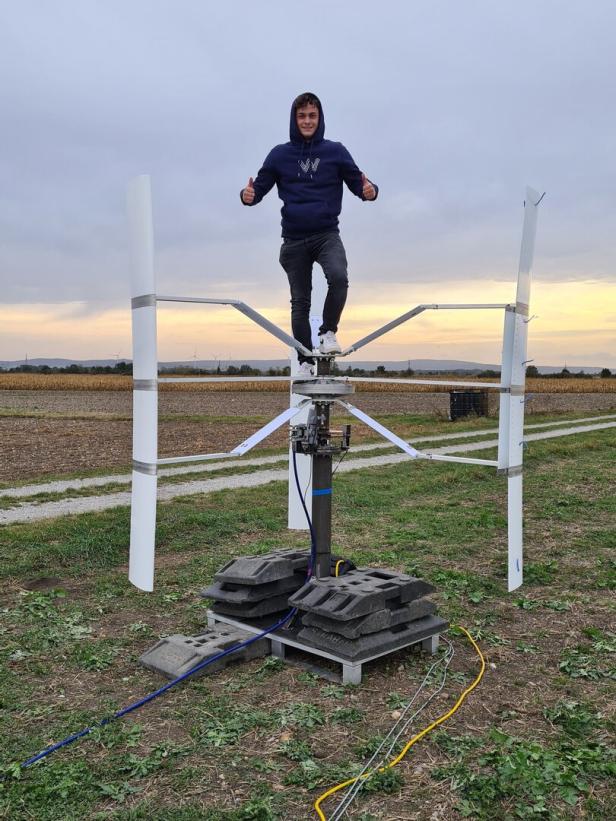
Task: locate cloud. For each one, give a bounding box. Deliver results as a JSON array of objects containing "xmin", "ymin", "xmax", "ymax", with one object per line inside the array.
[{"xmin": 1, "ymin": 1, "xmax": 615, "ymax": 368}]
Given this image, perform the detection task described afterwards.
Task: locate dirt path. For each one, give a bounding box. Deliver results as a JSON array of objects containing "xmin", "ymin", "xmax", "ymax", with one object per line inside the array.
[{"xmin": 3, "ymin": 421, "xmax": 614, "ymax": 525}]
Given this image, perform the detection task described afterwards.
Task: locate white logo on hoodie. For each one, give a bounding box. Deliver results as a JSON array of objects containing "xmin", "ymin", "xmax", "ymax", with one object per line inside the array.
[{"xmin": 299, "ymin": 158, "xmax": 320, "ymax": 174}]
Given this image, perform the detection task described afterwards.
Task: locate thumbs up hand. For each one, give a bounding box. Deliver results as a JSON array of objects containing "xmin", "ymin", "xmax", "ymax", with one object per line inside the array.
[
  {"xmin": 241, "ymin": 177, "xmax": 255, "ymax": 204},
  {"xmin": 362, "ymin": 173, "xmax": 376, "ymax": 201}
]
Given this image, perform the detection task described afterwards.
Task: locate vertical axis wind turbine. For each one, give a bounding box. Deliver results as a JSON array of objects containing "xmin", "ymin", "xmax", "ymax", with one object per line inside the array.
[{"xmin": 127, "ymin": 176, "xmax": 543, "ymax": 594}]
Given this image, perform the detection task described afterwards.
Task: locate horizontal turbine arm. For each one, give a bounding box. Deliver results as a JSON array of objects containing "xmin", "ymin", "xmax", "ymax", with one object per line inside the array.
[
  {"xmin": 158, "ymin": 376, "xmax": 291, "ymax": 384},
  {"xmin": 345, "ymin": 377, "xmax": 502, "ymax": 389},
  {"xmin": 156, "ymin": 295, "xmax": 242, "ymax": 305}
]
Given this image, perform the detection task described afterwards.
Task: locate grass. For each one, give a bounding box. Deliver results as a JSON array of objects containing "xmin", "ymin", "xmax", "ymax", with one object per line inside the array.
[{"xmin": 0, "ymin": 424, "xmax": 614, "ymax": 819}]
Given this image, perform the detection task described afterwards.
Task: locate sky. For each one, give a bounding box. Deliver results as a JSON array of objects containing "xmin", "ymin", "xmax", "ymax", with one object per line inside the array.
[{"xmin": 1, "ymin": 1, "xmax": 615, "ymax": 368}]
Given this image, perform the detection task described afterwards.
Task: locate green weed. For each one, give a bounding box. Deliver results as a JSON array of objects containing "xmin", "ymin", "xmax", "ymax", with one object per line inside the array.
[
  {"xmin": 559, "ymin": 629, "xmax": 616, "ymax": 680},
  {"xmin": 543, "ymin": 700, "xmax": 600, "ymax": 738},
  {"xmin": 194, "ymin": 703, "xmax": 274, "ymax": 747},
  {"xmin": 331, "ymin": 706, "xmax": 364, "ymax": 724},
  {"xmin": 276, "ymin": 702, "xmax": 325, "ymax": 729},
  {"xmin": 524, "ymin": 560, "xmax": 558, "ymax": 585},
  {"xmin": 433, "ymin": 727, "xmax": 616, "ymax": 819},
  {"xmin": 278, "ymin": 739, "xmax": 312, "ymax": 761}
]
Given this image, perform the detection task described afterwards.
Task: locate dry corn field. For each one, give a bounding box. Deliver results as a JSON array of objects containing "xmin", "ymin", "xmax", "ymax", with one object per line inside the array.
[{"xmin": 1, "ymin": 373, "xmax": 615, "ymax": 393}]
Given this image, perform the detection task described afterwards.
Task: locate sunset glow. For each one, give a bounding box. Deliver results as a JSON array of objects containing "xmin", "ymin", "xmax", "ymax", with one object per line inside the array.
[{"xmin": 3, "ymin": 279, "xmax": 614, "ymax": 368}]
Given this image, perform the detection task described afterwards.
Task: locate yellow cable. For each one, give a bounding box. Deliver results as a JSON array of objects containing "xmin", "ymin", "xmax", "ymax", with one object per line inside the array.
[
  {"xmin": 334, "ymin": 560, "xmax": 344, "ymax": 578},
  {"xmin": 313, "ymin": 625, "xmax": 485, "ymax": 820}
]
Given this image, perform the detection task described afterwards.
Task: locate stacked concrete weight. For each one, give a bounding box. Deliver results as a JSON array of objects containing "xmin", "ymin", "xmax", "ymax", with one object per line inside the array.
[
  {"xmin": 289, "ymin": 568, "xmax": 448, "ymax": 660},
  {"xmin": 201, "ymin": 549, "xmax": 311, "ymax": 619}
]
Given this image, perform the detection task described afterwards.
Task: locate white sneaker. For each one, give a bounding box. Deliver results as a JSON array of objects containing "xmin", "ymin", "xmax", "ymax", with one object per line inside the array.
[
  {"xmin": 295, "ymin": 361, "xmax": 315, "ymax": 379},
  {"xmin": 319, "ymin": 331, "xmax": 342, "ymax": 354}
]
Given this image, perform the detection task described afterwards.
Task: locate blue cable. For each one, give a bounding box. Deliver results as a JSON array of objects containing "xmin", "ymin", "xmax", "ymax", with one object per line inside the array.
[
  {"xmin": 13, "ymin": 447, "xmax": 317, "ymax": 773},
  {"xmin": 18, "ymin": 608, "xmax": 296, "ymax": 770}
]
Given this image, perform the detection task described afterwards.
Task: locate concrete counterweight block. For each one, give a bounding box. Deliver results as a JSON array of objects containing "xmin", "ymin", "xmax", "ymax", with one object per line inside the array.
[
  {"xmin": 139, "ymin": 625, "xmax": 269, "ymax": 679},
  {"xmin": 214, "ymin": 549, "xmax": 311, "ymax": 585},
  {"xmin": 298, "ymin": 615, "xmax": 448, "ymax": 661},
  {"xmin": 301, "ymin": 598, "xmax": 437, "ymax": 639},
  {"xmin": 209, "ymin": 594, "xmax": 292, "ymax": 619},
  {"xmin": 203, "ymin": 549, "xmax": 356, "ymax": 621},
  {"xmin": 288, "ymin": 567, "xmax": 446, "ymax": 663},
  {"xmin": 202, "ymin": 548, "xmax": 312, "ymax": 620},
  {"xmin": 201, "ymin": 572, "xmax": 307, "ymax": 604},
  {"xmin": 289, "ymin": 568, "xmax": 435, "ymax": 620}
]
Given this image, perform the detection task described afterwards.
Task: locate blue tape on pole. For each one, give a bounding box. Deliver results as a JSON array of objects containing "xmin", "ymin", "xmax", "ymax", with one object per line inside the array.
[{"xmin": 312, "ymin": 488, "xmax": 332, "ymax": 496}]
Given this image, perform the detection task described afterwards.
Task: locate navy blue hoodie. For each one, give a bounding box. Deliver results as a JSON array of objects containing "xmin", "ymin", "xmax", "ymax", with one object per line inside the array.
[{"xmin": 241, "ymin": 95, "xmax": 378, "ymax": 239}]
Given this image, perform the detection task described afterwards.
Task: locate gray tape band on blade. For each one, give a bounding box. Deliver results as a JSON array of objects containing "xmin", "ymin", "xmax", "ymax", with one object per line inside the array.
[
  {"xmin": 131, "ymin": 294, "xmax": 157, "ymax": 309},
  {"xmin": 516, "ymin": 301, "xmax": 529, "ymax": 316},
  {"xmin": 497, "ymin": 465, "xmax": 523, "ymax": 477},
  {"xmin": 133, "ymin": 379, "xmax": 158, "ymax": 391},
  {"xmin": 133, "ymin": 460, "xmax": 157, "ymax": 476},
  {"xmin": 510, "ymin": 385, "xmax": 525, "ymax": 396}
]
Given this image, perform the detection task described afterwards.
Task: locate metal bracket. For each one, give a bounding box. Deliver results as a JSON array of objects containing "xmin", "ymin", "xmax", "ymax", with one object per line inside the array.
[
  {"xmin": 133, "ymin": 459, "xmax": 158, "ymax": 476},
  {"xmin": 497, "ymin": 465, "xmax": 523, "ymax": 478},
  {"xmin": 131, "ymin": 294, "xmax": 157, "ymax": 309},
  {"xmin": 133, "ymin": 379, "xmax": 158, "ymax": 391}
]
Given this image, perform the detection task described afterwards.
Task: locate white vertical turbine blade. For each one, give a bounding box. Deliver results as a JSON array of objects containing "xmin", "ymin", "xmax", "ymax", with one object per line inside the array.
[
  {"xmin": 130, "ymin": 467, "xmax": 158, "ymax": 592},
  {"xmin": 506, "ymin": 186, "xmax": 542, "ymax": 591},
  {"xmin": 127, "ymin": 175, "xmax": 158, "ymax": 592},
  {"xmin": 498, "ymin": 307, "xmax": 515, "ymax": 470},
  {"xmin": 508, "ymin": 474, "xmax": 523, "ymax": 591}
]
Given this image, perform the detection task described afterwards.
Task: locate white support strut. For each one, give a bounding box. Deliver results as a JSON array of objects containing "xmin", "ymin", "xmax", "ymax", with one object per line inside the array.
[
  {"xmin": 288, "ymin": 274, "xmax": 327, "ymax": 529},
  {"xmin": 337, "ymin": 401, "xmax": 420, "ymax": 458}
]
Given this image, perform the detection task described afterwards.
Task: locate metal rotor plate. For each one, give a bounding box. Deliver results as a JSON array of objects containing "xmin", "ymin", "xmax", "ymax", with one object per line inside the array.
[{"xmin": 291, "ymin": 378, "xmax": 355, "ymax": 398}]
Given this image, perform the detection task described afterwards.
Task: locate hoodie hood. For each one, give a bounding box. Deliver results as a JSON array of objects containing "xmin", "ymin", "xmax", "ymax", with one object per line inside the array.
[{"xmin": 289, "ymin": 93, "xmax": 325, "ymax": 145}]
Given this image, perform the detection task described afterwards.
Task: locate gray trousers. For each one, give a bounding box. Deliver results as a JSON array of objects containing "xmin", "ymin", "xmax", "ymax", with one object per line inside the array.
[{"xmin": 279, "ymin": 231, "xmax": 349, "ymax": 364}]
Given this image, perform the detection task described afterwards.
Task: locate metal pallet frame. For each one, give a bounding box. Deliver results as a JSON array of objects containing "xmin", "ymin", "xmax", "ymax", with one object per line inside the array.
[{"xmin": 206, "ymin": 610, "xmax": 440, "ymax": 685}]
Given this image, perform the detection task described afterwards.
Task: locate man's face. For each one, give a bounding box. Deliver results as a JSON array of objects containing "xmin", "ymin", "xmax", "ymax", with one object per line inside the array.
[{"xmin": 296, "ymin": 103, "xmax": 319, "ymax": 140}]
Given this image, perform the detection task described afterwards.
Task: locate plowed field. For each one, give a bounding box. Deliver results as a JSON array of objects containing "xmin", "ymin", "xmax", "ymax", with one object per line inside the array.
[{"xmin": 1, "ymin": 389, "xmax": 615, "ymax": 481}]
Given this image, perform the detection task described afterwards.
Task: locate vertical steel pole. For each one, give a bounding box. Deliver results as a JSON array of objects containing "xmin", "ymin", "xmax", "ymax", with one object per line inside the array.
[
  {"xmin": 505, "ymin": 186, "xmax": 542, "ymax": 592},
  {"xmin": 127, "ymin": 175, "xmax": 158, "ymax": 592},
  {"xmin": 312, "ymin": 400, "xmax": 333, "ymax": 578}
]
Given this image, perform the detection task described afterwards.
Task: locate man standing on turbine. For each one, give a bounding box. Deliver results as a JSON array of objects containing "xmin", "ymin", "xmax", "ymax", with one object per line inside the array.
[{"xmin": 241, "ymin": 92, "xmax": 378, "ymax": 377}]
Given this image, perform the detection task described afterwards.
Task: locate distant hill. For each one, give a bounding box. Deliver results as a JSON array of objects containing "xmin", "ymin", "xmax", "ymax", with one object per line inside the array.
[{"xmin": 0, "ymin": 357, "xmax": 607, "ymax": 375}]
